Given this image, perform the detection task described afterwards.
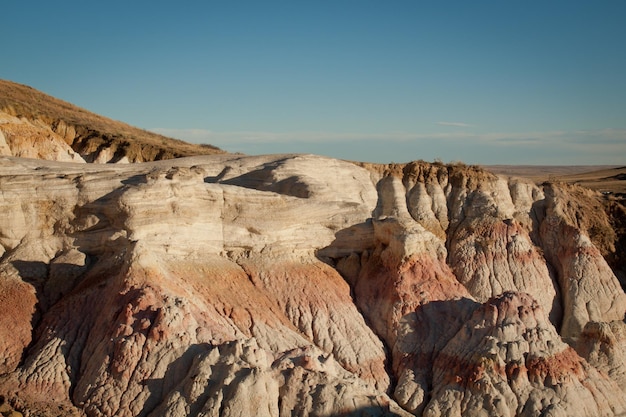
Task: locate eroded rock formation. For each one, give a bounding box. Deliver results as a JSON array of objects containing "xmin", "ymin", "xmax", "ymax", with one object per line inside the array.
[
  {"xmin": 424, "ymin": 292, "xmax": 625, "ymax": 417},
  {"xmin": 0, "ymin": 154, "xmax": 624, "ymax": 416}
]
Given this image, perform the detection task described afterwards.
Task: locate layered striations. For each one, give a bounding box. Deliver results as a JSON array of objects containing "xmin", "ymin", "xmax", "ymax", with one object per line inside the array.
[
  {"xmin": 424, "ymin": 292, "xmax": 625, "ymax": 417},
  {"xmin": 0, "ymin": 154, "xmax": 624, "ymax": 416}
]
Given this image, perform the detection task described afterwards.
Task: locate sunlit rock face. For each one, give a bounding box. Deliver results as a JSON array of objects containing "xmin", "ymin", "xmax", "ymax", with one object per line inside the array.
[
  {"xmin": 0, "ymin": 111, "xmax": 85, "ymax": 162},
  {"xmin": 0, "ymin": 154, "xmax": 624, "ymax": 416},
  {"xmin": 423, "ymin": 292, "xmax": 626, "ymax": 417}
]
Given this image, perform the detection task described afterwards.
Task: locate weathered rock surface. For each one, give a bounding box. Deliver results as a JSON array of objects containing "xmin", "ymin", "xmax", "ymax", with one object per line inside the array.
[
  {"xmin": 576, "ymin": 320, "xmax": 626, "ymax": 392},
  {"xmin": 0, "ymin": 111, "xmax": 85, "ymax": 162},
  {"xmin": 0, "ymin": 154, "xmax": 625, "ymax": 416},
  {"xmin": 424, "ymin": 292, "xmax": 626, "ymax": 417},
  {"xmin": 540, "ymin": 184, "xmax": 626, "ymax": 340}
]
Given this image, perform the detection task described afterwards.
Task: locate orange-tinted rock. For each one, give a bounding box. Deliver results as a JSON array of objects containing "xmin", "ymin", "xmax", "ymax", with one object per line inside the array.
[
  {"xmin": 0, "ymin": 278, "xmax": 37, "ymax": 374},
  {"xmin": 424, "ymin": 292, "xmax": 626, "ymax": 417},
  {"xmin": 237, "ymin": 257, "xmax": 390, "ymax": 391},
  {"xmin": 576, "ymin": 320, "xmax": 626, "ymax": 392}
]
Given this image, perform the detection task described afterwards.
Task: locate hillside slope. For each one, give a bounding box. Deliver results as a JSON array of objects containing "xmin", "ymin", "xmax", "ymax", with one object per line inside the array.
[{"xmin": 0, "ymin": 80, "xmax": 223, "ymax": 163}]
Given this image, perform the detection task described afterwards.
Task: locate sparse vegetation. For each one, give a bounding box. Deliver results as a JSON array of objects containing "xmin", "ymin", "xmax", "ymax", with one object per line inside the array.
[{"xmin": 0, "ymin": 79, "xmax": 224, "ymax": 162}]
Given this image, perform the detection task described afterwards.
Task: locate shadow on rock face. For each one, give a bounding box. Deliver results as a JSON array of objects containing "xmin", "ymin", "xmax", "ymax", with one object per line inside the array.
[
  {"xmin": 332, "ymin": 406, "xmax": 409, "ymax": 417},
  {"xmin": 12, "ymin": 257, "xmax": 93, "ymax": 314},
  {"xmin": 141, "ymin": 343, "xmax": 212, "ymax": 417}
]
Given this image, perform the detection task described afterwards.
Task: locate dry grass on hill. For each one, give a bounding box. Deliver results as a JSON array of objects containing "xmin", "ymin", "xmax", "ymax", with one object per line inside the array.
[{"xmin": 0, "ymin": 79, "xmax": 224, "ymax": 161}]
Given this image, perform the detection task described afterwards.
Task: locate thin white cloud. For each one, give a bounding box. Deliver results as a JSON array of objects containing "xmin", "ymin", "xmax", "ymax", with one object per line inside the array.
[
  {"xmin": 436, "ymin": 121, "xmax": 474, "ymax": 128},
  {"xmin": 151, "ymin": 128, "xmax": 472, "ymax": 145},
  {"xmin": 150, "ymin": 127, "xmax": 626, "ymax": 151},
  {"xmin": 149, "ymin": 127, "xmax": 626, "ymax": 164}
]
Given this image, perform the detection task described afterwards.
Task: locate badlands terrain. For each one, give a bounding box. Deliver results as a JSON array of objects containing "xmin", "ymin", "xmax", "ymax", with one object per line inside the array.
[{"xmin": 0, "ymin": 79, "xmax": 625, "ymax": 417}]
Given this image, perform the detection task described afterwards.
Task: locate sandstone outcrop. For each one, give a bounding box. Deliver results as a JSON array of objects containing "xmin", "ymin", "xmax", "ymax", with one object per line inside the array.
[
  {"xmin": 0, "ymin": 111, "xmax": 84, "ymax": 162},
  {"xmin": 576, "ymin": 319, "xmax": 626, "ymax": 392},
  {"xmin": 540, "ymin": 184, "xmax": 626, "ymax": 340},
  {"xmin": 0, "ymin": 153, "xmax": 625, "ymax": 416},
  {"xmin": 424, "ymin": 292, "xmax": 626, "ymax": 417}
]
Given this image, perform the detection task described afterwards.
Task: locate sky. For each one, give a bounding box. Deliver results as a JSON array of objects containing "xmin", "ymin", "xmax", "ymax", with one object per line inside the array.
[{"xmin": 2, "ymin": 1, "xmax": 625, "ymax": 165}]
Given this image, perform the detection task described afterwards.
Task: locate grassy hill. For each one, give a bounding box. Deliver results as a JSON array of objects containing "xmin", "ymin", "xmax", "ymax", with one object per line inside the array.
[{"xmin": 0, "ymin": 79, "xmax": 224, "ymax": 162}]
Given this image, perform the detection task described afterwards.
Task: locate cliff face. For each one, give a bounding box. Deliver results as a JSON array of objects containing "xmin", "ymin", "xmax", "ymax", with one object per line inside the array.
[{"xmin": 0, "ymin": 154, "xmax": 624, "ymax": 417}]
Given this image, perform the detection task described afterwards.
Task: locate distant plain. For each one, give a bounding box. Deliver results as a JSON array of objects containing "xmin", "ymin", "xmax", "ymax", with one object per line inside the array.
[{"xmin": 486, "ymin": 165, "xmax": 626, "ymax": 195}]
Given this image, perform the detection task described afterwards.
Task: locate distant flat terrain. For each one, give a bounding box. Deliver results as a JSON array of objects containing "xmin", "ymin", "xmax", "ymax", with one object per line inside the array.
[{"xmin": 486, "ymin": 165, "xmax": 626, "ymax": 195}]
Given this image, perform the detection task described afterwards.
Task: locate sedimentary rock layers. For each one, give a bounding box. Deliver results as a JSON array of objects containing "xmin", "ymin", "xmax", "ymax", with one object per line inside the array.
[
  {"xmin": 424, "ymin": 292, "xmax": 626, "ymax": 417},
  {"xmin": 0, "ymin": 154, "xmax": 624, "ymax": 416},
  {"xmin": 0, "ymin": 111, "xmax": 84, "ymax": 162},
  {"xmin": 540, "ymin": 184, "xmax": 626, "ymax": 340}
]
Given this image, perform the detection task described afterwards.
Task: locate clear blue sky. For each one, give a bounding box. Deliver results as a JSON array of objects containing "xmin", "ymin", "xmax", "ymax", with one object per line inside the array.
[{"xmin": 2, "ymin": 1, "xmax": 625, "ymax": 164}]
